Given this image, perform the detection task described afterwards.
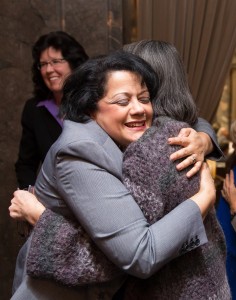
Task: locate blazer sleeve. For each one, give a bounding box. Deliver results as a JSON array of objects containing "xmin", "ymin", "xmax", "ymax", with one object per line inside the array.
[
  {"xmin": 15, "ymin": 99, "xmax": 41, "ymax": 188},
  {"xmin": 55, "ymin": 140, "xmax": 208, "ymax": 279},
  {"xmin": 193, "ymin": 117, "xmax": 223, "ymax": 160}
]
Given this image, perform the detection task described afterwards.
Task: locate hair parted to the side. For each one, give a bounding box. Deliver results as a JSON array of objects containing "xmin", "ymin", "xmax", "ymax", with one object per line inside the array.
[
  {"xmin": 32, "ymin": 31, "xmax": 89, "ymax": 100},
  {"xmin": 60, "ymin": 50, "xmax": 158, "ymax": 123},
  {"xmin": 123, "ymin": 40, "xmax": 198, "ymax": 125}
]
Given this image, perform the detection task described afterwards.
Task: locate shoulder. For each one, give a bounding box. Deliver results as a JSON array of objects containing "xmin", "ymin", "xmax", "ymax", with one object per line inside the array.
[
  {"xmin": 23, "ymin": 97, "xmax": 39, "ymax": 109},
  {"xmin": 52, "ymin": 120, "xmax": 123, "ymax": 177},
  {"xmin": 153, "ymin": 116, "xmax": 189, "ymax": 136},
  {"xmin": 59, "ymin": 120, "xmax": 114, "ymax": 147},
  {"xmin": 21, "ymin": 98, "xmax": 43, "ymax": 117}
]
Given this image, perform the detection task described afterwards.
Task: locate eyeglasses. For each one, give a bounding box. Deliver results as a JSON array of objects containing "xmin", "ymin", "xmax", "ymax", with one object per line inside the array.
[{"xmin": 37, "ymin": 58, "xmax": 66, "ymax": 70}]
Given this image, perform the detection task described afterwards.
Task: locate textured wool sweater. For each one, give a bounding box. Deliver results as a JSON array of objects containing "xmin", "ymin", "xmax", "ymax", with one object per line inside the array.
[{"xmin": 122, "ymin": 116, "xmax": 230, "ymax": 300}]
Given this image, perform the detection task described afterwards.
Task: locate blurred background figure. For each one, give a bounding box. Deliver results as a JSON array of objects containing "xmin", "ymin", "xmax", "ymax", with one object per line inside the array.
[
  {"xmin": 217, "ymin": 120, "xmax": 236, "ymax": 300},
  {"xmin": 15, "ymin": 31, "xmax": 88, "ymax": 189},
  {"xmin": 217, "ymin": 126, "xmax": 230, "ymax": 141},
  {"xmin": 226, "ymin": 121, "xmax": 236, "ymax": 171}
]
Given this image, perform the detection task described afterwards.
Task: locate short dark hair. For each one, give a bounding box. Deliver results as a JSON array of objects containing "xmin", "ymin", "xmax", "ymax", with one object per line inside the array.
[
  {"xmin": 32, "ymin": 31, "xmax": 89, "ymax": 100},
  {"xmin": 60, "ymin": 51, "xmax": 158, "ymax": 123},
  {"xmin": 124, "ymin": 40, "xmax": 198, "ymax": 125}
]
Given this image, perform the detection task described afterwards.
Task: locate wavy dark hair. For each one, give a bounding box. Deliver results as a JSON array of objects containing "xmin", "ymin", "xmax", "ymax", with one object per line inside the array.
[
  {"xmin": 32, "ymin": 31, "xmax": 88, "ymax": 100},
  {"xmin": 123, "ymin": 40, "xmax": 198, "ymax": 125},
  {"xmin": 60, "ymin": 50, "xmax": 158, "ymax": 123}
]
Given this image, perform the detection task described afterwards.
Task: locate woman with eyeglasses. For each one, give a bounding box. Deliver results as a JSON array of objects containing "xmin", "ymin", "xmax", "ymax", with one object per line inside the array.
[{"xmin": 15, "ymin": 31, "xmax": 88, "ymax": 189}]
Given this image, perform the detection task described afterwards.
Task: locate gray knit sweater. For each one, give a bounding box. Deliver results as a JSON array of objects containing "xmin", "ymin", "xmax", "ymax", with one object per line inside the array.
[{"xmin": 122, "ymin": 116, "xmax": 231, "ymax": 300}]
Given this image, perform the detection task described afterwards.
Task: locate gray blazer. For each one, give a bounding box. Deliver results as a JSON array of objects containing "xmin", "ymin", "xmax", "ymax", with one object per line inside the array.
[{"xmin": 12, "ymin": 119, "xmax": 216, "ymax": 300}]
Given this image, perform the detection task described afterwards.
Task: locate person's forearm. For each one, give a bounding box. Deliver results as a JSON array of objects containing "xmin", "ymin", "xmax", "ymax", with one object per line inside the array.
[{"xmin": 57, "ymin": 158, "xmax": 208, "ymax": 278}]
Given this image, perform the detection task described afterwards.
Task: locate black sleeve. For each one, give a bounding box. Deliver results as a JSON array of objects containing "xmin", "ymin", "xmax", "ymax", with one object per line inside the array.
[{"xmin": 15, "ymin": 99, "xmax": 41, "ymax": 188}]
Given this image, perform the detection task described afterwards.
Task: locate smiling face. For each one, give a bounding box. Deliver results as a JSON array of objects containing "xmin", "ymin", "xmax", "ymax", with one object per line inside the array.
[
  {"xmin": 92, "ymin": 70, "xmax": 153, "ymax": 149},
  {"xmin": 39, "ymin": 47, "xmax": 72, "ymax": 99}
]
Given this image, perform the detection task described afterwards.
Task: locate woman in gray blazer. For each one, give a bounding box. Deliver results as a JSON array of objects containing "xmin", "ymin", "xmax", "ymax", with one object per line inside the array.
[{"xmin": 10, "ymin": 51, "xmax": 217, "ymax": 300}]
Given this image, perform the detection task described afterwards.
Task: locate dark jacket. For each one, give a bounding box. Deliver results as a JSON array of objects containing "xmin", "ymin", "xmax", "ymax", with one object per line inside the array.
[{"xmin": 15, "ymin": 98, "xmax": 62, "ymax": 188}]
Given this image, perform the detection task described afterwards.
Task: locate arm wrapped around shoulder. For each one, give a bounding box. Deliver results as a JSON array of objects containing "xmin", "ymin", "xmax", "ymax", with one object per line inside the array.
[
  {"xmin": 26, "ymin": 209, "xmax": 123, "ymax": 286},
  {"xmin": 123, "ymin": 116, "xmax": 200, "ymax": 224}
]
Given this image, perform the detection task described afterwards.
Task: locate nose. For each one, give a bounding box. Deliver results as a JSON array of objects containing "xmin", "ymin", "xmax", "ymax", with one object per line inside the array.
[
  {"xmin": 130, "ymin": 99, "xmax": 145, "ymax": 115},
  {"xmin": 45, "ymin": 62, "xmax": 54, "ymax": 72}
]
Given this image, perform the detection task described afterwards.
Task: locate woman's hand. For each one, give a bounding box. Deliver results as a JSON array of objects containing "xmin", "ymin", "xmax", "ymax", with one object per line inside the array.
[
  {"xmin": 222, "ymin": 170, "xmax": 236, "ymax": 215},
  {"xmin": 190, "ymin": 163, "xmax": 216, "ymax": 219},
  {"xmin": 168, "ymin": 128, "xmax": 213, "ymax": 178},
  {"xmin": 9, "ymin": 190, "xmax": 46, "ymax": 226}
]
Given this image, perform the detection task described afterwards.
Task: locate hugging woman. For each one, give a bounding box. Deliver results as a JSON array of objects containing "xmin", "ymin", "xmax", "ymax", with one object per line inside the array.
[{"xmin": 9, "ymin": 50, "xmax": 224, "ymax": 300}]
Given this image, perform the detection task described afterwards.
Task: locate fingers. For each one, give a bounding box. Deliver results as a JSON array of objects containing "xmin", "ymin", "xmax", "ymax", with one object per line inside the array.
[
  {"xmin": 9, "ymin": 195, "xmax": 24, "ymax": 220},
  {"xmin": 175, "ymin": 155, "xmax": 198, "ymax": 171},
  {"xmin": 168, "ymin": 136, "xmax": 188, "ymax": 148},
  {"xmin": 221, "ymin": 190, "xmax": 226, "ymax": 199},
  {"xmin": 169, "ymin": 146, "xmax": 189, "ymax": 161},
  {"xmin": 177, "ymin": 127, "xmax": 192, "ymax": 138},
  {"xmin": 169, "ymin": 141, "xmax": 202, "ymax": 163},
  {"xmin": 199, "ymin": 162, "xmax": 216, "ymax": 190},
  {"xmin": 185, "ymin": 161, "xmax": 202, "ymax": 178},
  {"xmin": 168, "ymin": 129, "xmax": 206, "ymax": 178},
  {"xmin": 230, "ymin": 170, "xmax": 234, "ymax": 185},
  {"xmin": 9, "ymin": 201, "xmax": 22, "ymax": 220},
  {"xmin": 190, "ymin": 155, "xmax": 197, "ymax": 164},
  {"xmin": 172, "ymin": 152, "xmax": 200, "ymax": 171}
]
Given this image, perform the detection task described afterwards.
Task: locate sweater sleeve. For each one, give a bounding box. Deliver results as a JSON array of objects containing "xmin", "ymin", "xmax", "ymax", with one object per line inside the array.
[{"xmin": 26, "ymin": 209, "xmax": 122, "ymax": 286}]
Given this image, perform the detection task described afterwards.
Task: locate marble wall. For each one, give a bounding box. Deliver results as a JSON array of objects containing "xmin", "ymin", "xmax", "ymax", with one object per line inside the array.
[{"xmin": 0, "ymin": 1, "xmax": 123, "ymax": 298}]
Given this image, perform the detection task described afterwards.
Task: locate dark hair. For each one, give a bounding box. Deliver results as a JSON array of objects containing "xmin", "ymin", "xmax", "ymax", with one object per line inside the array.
[
  {"xmin": 124, "ymin": 40, "xmax": 198, "ymax": 125},
  {"xmin": 32, "ymin": 31, "xmax": 89, "ymax": 100},
  {"xmin": 60, "ymin": 50, "xmax": 158, "ymax": 123}
]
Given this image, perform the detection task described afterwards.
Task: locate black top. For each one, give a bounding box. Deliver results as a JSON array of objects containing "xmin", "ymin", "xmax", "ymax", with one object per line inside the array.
[{"xmin": 15, "ymin": 98, "xmax": 62, "ymax": 188}]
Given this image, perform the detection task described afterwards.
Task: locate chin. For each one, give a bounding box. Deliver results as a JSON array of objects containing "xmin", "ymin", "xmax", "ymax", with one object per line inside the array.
[{"xmin": 128, "ymin": 136, "xmax": 141, "ymax": 144}]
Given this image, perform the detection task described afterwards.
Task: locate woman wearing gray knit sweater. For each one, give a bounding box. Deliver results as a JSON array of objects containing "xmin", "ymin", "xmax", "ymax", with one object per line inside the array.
[
  {"xmin": 121, "ymin": 40, "xmax": 230, "ymax": 300},
  {"xmin": 9, "ymin": 48, "xmax": 224, "ymax": 299}
]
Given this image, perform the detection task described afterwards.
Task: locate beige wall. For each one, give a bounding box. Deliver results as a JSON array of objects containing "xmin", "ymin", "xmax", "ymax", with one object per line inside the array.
[{"xmin": 0, "ymin": 1, "xmax": 122, "ymax": 298}]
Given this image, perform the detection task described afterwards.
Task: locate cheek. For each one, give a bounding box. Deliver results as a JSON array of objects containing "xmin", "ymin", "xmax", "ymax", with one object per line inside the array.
[
  {"xmin": 62, "ymin": 65, "xmax": 73, "ymax": 77},
  {"xmin": 40, "ymin": 71, "xmax": 50, "ymax": 86},
  {"xmin": 146, "ymin": 106, "xmax": 153, "ymax": 124}
]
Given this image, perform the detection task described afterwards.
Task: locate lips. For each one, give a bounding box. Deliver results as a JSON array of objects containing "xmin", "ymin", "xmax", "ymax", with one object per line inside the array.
[
  {"xmin": 49, "ymin": 76, "xmax": 60, "ymax": 81},
  {"xmin": 125, "ymin": 121, "xmax": 146, "ymax": 128}
]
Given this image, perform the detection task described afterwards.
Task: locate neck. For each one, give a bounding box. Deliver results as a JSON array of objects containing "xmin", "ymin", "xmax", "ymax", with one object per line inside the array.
[{"xmin": 53, "ymin": 92, "xmax": 62, "ymax": 106}]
